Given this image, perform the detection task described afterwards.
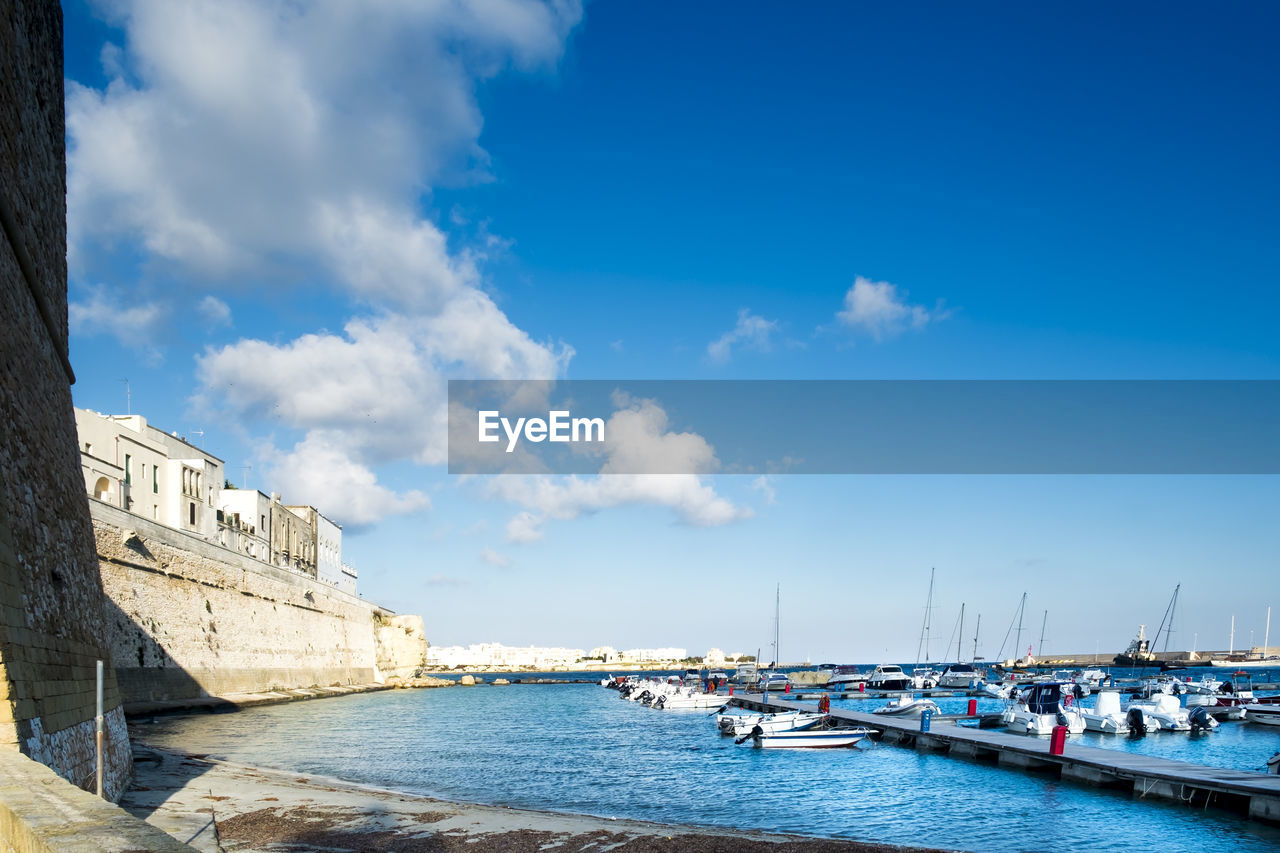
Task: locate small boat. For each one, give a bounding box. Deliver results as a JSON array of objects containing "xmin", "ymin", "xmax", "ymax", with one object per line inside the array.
[
  {"xmin": 866, "ymin": 664, "xmax": 913, "ymax": 691},
  {"xmin": 825, "ymin": 665, "xmax": 866, "ymax": 690},
  {"xmin": 1080, "ymin": 691, "xmax": 1129, "ymax": 734},
  {"xmin": 1124, "ymin": 694, "xmax": 1196, "ymax": 732},
  {"xmin": 1001, "ymin": 683, "xmax": 1085, "ymax": 736},
  {"xmin": 911, "ymin": 667, "xmax": 940, "ymax": 690},
  {"xmin": 873, "ymin": 694, "xmax": 940, "ymax": 718},
  {"xmin": 732, "ymin": 664, "xmax": 759, "ymax": 685},
  {"xmin": 1268, "ymin": 752, "xmax": 1280, "ymax": 775},
  {"xmin": 1244, "ymin": 704, "xmax": 1280, "ymax": 726},
  {"xmin": 752, "ymin": 725, "xmax": 876, "ymax": 749},
  {"xmin": 758, "ymin": 671, "xmax": 791, "ymax": 691},
  {"xmin": 722, "ymin": 711, "xmax": 826, "ymax": 738},
  {"xmin": 937, "ymin": 663, "xmax": 980, "ymax": 689}
]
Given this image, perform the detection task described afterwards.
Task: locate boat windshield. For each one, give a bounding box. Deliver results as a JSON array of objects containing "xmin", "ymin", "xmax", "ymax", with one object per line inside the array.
[{"xmin": 1027, "ymin": 683, "xmax": 1063, "ymax": 714}]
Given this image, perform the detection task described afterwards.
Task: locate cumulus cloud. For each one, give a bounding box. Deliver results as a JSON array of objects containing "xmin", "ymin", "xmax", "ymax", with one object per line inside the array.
[
  {"xmin": 479, "ymin": 547, "xmax": 511, "ymax": 568},
  {"xmin": 67, "ymin": 1, "xmax": 583, "ymax": 527},
  {"xmin": 69, "ymin": 284, "xmax": 165, "ymax": 360},
  {"xmin": 485, "ymin": 395, "xmax": 750, "ymax": 542},
  {"xmin": 836, "ymin": 276, "xmax": 948, "ymax": 340},
  {"xmin": 198, "ymin": 295, "xmax": 232, "ymax": 326},
  {"xmin": 707, "ymin": 308, "xmax": 777, "ymax": 363}
]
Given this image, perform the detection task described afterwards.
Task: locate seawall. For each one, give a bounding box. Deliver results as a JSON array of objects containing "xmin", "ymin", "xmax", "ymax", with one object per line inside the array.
[{"xmin": 91, "ymin": 500, "xmax": 424, "ymax": 708}]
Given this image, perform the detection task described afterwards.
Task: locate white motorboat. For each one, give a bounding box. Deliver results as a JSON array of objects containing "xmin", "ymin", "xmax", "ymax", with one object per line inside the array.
[
  {"xmin": 758, "ymin": 671, "xmax": 791, "ymax": 691},
  {"xmin": 978, "ymin": 680, "xmax": 1015, "ymax": 699},
  {"xmin": 732, "ymin": 664, "xmax": 759, "ymax": 685},
  {"xmin": 866, "ymin": 664, "xmax": 913, "ymax": 691},
  {"xmin": 825, "ymin": 665, "xmax": 866, "ymax": 689},
  {"xmin": 752, "ymin": 725, "xmax": 876, "ymax": 749},
  {"xmin": 1001, "ymin": 683, "xmax": 1086, "ymax": 736},
  {"xmin": 1244, "ymin": 704, "xmax": 1280, "ymax": 726},
  {"xmin": 873, "ymin": 695, "xmax": 940, "ymax": 718},
  {"xmin": 716, "ymin": 709, "xmax": 809, "ymax": 735},
  {"xmin": 1080, "ymin": 691, "xmax": 1129, "ymax": 734},
  {"xmin": 937, "ymin": 663, "xmax": 980, "ymax": 689},
  {"xmin": 911, "ymin": 667, "xmax": 940, "ymax": 690},
  {"xmin": 654, "ymin": 690, "xmax": 724, "ymax": 710},
  {"xmin": 1125, "ymin": 693, "xmax": 1200, "ymax": 732},
  {"xmin": 722, "ymin": 711, "xmax": 826, "ymax": 738}
]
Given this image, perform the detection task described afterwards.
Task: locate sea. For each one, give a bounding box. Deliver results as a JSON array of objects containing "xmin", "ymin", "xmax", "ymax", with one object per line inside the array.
[{"xmin": 133, "ymin": 668, "xmax": 1280, "ymax": 853}]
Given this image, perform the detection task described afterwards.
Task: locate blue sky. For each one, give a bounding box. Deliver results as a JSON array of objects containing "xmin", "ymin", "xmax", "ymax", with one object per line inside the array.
[{"xmin": 62, "ymin": 1, "xmax": 1279, "ymax": 662}]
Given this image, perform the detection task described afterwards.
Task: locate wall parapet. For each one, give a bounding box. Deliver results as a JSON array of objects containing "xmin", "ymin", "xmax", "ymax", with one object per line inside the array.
[{"xmin": 0, "ymin": 750, "xmax": 191, "ymax": 852}]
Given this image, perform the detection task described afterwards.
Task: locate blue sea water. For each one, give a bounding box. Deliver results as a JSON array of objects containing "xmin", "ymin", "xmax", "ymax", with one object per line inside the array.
[{"xmin": 135, "ymin": 682, "xmax": 1280, "ymax": 852}]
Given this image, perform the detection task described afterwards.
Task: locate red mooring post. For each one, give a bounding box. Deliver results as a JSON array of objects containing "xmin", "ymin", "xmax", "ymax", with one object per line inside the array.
[
  {"xmin": 967, "ymin": 698, "xmax": 978, "ymax": 716},
  {"xmin": 1049, "ymin": 725, "xmax": 1068, "ymax": 756}
]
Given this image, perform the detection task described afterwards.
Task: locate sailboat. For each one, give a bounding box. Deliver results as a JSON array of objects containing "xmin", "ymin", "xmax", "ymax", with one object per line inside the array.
[
  {"xmin": 758, "ymin": 585, "xmax": 790, "ymax": 690},
  {"xmin": 1209, "ymin": 605, "xmax": 1278, "ymax": 667},
  {"xmin": 911, "ymin": 569, "xmax": 939, "ymax": 689},
  {"xmin": 938, "ymin": 604, "xmax": 980, "ymax": 688}
]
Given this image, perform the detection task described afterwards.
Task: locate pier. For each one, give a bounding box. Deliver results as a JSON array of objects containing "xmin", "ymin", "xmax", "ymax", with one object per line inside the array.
[{"xmin": 727, "ymin": 694, "xmax": 1280, "ymax": 824}]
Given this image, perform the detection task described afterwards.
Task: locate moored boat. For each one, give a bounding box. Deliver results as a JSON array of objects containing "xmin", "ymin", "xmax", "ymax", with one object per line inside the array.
[
  {"xmin": 1001, "ymin": 682, "xmax": 1085, "ymax": 736},
  {"xmin": 752, "ymin": 725, "xmax": 876, "ymax": 749},
  {"xmin": 1081, "ymin": 691, "xmax": 1129, "ymax": 734},
  {"xmin": 866, "ymin": 664, "xmax": 912, "ymax": 691},
  {"xmin": 1244, "ymin": 704, "xmax": 1280, "ymax": 726},
  {"xmin": 937, "ymin": 662, "xmax": 980, "ymax": 689},
  {"xmin": 873, "ymin": 694, "xmax": 940, "ymax": 718}
]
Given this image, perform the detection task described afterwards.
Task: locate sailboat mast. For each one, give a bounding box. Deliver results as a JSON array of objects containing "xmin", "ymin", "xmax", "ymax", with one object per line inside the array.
[
  {"xmin": 916, "ymin": 568, "xmax": 935, "ymax": 665},
  {"xmin": 1037, "ymin": 610, "xmax": 1048, "ymax": 659},
  {"xmin": 956, "ymin": 603, "xmax": 965, "ymax": 662},
  {"xmin": 1265, "ymin": 606, "xmax": 1272, "ymax": 655},
  {"xmin": 772, "ymin": 584, "xmax": 780, "ymax": 667},
  {"xmin": 1230, "ymin": 615, "xmax": 1235, "ymax": 655},
  {"xmin": 1014, "ymin": 593, "xmax": 1026, "ymax": 661},
  {"xmin": 972, "ymin": 614, "xmax": 981, "ymax": 662}
]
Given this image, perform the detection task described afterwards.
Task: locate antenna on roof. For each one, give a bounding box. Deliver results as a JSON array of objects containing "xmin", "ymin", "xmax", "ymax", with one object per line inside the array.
[{"xmin": 120, "ymin": 378, "xmax": 131, "ymax": 415}]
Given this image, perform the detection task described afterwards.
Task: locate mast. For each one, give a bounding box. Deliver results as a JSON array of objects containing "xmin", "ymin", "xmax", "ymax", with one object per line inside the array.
[
  {"xmin": 1265, "ymin": 606, "xmax": 1272, "ymax": 656},
  {"xmin": 772, "ymin": 584, "xmax": 780, "ymax": 667},
  {"xmin": 1014, "ymin": 592, "xmax": 1026, "ymax": 662},
  {"xmin": 916, "ymin": 568, "xmax": 935, "ymax": 665},
  {"xmin": 955, "ymin": 603, "xmax": 965, "ymax": 662},
  {"xmin": 1230, "ymin": 615, "xmax": 1235, "ymax": 655},
  {"xmin": 972, "ymin": 614, "xmax": 981, "ymax": 661},
  {"xmin": 1037, "ymin": 610, "xmax": 1048, "ymax": 660}
]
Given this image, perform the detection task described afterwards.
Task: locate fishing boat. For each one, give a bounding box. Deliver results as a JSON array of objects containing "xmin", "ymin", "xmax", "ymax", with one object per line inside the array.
[
  {"xmin": 866, "ymin": 664, "xmax": 913, "ymax": 691},
  {"xmin": 873, "ymin": 695, "xmax": 940, "ymax": 718},
  {"xmin": 1001, "ymin": 683, "xmax": 1085, "ymax": 736},
  {"xmin": 1080, "ymin": 691, "xmax": 1129, "ymax": 734},
  {"xmin": 1113, "ymin": 624, "xmax": 1157, "ymax": 667},
  {"xmin": 751, "ymin": 724, "xmax": 876, "ymax": 749},
  {"xmin": 1243, "ymin": 704, "xmax": 1280, "ymax": 726}
]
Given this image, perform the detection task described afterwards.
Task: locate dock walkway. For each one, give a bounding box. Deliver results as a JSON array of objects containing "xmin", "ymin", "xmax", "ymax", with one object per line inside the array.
[{"xmin": 727, "ymin": 694, "xmax": 1280, "ymax": 824}]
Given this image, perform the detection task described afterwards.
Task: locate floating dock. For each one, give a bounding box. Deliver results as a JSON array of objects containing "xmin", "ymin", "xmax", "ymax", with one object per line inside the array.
[{"xmin": 727, "ymin": 694, "xmax": 1280, "ymax": 824}]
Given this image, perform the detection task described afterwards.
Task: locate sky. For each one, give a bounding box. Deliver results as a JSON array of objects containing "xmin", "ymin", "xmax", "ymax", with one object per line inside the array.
[{"xmin": 61, "ymin": 1, "xmax": 1280, "ymax": 663}]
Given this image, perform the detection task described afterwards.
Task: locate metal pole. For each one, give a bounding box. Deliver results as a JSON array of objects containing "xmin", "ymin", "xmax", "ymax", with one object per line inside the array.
[{"xmin": 96, "ymin": 660, "xmax": 104, "ymax": 798}]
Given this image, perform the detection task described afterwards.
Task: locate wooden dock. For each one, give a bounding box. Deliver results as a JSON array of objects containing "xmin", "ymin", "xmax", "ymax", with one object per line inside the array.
[{"xmin": 727, "ymin": 694, "xmax": 1280, "ymax": 824}]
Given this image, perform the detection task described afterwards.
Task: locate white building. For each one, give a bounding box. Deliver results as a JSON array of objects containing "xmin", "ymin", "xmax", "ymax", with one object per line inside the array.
[
  {"xmin": 620, "ymin": 648, "xmax": 687, "ymax": 663},
  {"xmin": 425, "ymin": 643, "xmax": 586, "ymax": 669},
  {"xmin": 704, "ymin": 648, "xmax": 726, "ymax": 666},
  {"xmin": 589, "ymin": 646, "xmax": 619, "ymax": 663},
  {"xmin": 74, "ymin": 407, "xmax": 357, "ymax": 592}
]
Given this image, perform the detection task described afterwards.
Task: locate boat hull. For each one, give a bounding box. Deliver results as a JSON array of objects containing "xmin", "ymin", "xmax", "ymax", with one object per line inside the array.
[
  {"xmin": 1245, "ymin": 705, "xmax": 1280, "ymax": 726},
  {"xmin": 753, "ymin": 728, "xmax": 873, "ymax": 749}
]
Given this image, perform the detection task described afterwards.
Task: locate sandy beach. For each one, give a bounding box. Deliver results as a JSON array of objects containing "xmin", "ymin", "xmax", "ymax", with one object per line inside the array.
[{"xmin": 123, "ymin": 742, "xmax": 951, "ymax": 852}]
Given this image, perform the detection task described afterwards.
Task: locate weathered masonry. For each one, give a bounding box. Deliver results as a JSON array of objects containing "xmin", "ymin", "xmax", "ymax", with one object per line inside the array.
[{"xmin": 0, "ymin": 0, "xmax": 132, "ymax": 798}]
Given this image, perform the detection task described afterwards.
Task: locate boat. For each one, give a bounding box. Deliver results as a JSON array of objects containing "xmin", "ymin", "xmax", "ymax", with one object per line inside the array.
[
  {"xmin": 1244, "ymin": 704, "xmax": 1280, "ymax": 726},
  {"xmin": 1080, "ymin": 691, "xmax": 1129, "ymax": 734},
  {"xmin": 825, "ymin": 665, "xmax": 866, "ymax": 690},
  {"xmin": 758, "ymin": 671, "xmax": 790, "ymax": 691},
  {"xmin": 1183, "ymin": 672, "xmax": 1273, "ymax": 720},
  {"xmin": 1113, "ymin": 624, "xmax": 1157, "ymax": 667},
  {"xmin": 1208, "ymin": 657, "xmax": 1280, "ymax": 668},
  {"xmin": 866, "ymin": 664, "xmax": 913, "ymax": 691},
  {"xmin": 937, "ymin": 662, "xmax": 980, "ymax": 689},
  {"xmin": 751, "ymin": 725, "xmax": 876, "ymax": 749},
  {"xmin": 873, "ymin": 695, "xmax": 940, "ymax": 718},
  {"xmin": 1000, "ymin": 683, "xmax": 1085, "ymax": 736},
  {"xmin": 718, "ymin": 710, "xmax": 824, "ymax": 737},
  {"xmin": 731, "ymin": 664, "xmax": 759, "ymax": 686},
  {"xmin": 1124, "ymin": 693, "xmax": 1199, "ymax": 732},
  {"xmin": 1268, "ymin": 752, "xmax": 1280, "ymax": 775}
]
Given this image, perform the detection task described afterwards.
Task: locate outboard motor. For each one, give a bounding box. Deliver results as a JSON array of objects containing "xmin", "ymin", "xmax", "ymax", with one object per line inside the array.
[
  {"xmin": 1126, "ymin": 707, "xmax": 1147, "ymax": 736},
  {"xmin": 654, "ymin": 695, "xmax": 666, "ymax": 710},
  {"xmin": 735, "ymin": 724, "xmax": 765, "ymax": 745},
  {"xmin": 1188, "ymin": 706, "xmax": 1217, "ymax": 733},
  {"xmin": 1056, "ymin": 711, "xmax": 1069, "ymax": 727},
  {"xmin": 1073, "ymin": 684, "xmax": 1086, "ymax": 701}
]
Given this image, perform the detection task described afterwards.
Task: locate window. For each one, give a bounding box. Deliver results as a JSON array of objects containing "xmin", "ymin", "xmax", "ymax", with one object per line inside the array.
[
  {"xmin": 84, "ymin": 442, "xmax": 92, "ymax": 455},
  {"xmin": 152, "ymin": 505, "xmax": 159, "ymax": 520},
  {"xmin": 153, "ymin": 465, "xmax": 158, "ymax": 493},
  {"xmin": 189, "ymin": 502, "xmax": 196, "ymax": 526},
  {"xmin": 124, "ymin": 454, "xmax": 132, "ymax": 485}
]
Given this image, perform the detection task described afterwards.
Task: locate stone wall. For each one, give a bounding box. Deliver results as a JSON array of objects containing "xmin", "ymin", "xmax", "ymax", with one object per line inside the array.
[
  {"xmin": 0, "ymin": 0, "xmax": 133, "ymax": 799},
  {"xmin": 374, "ymin": 613, "xmax": 428, "ymax": 681},
  {"xmin": 92, "ymin": 502, "xmax": 387, "ymax": 704}
]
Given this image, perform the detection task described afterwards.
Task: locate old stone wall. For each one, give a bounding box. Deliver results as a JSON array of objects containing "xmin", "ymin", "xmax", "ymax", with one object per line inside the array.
[
  {"xmin": 92, "ymin": 502, "xmax": 386, "ymax": 703},
  {"xmin": 0, "ymin": 0, "xmax": 132, "ymax": 799},
  {"xmin": 374, "ymin": 613, "xmax": 428, "ymax": 681}
]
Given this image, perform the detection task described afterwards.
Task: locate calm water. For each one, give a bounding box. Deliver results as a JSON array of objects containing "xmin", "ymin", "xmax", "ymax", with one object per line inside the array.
[{"xmin": 135, "ymin": 683, "xmax": 1280, "ymax": 852}]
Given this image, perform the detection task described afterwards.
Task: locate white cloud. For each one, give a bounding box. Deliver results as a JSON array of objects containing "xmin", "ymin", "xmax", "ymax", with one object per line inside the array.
[
  {"xmin": 479, "ymin": 547, "xmax": 511, "ymax": 568},
  {"xmin": 486, "ymin": 395, "xmax": 750, "ymax": 542},
  {"xmin": 198, "ymin": 295, "xmax": 232, "ymax": 326},
  {"xmin": 707, "ymin": 308, "xmax": 777, "ymax": 363},
  {"xmin": 752, "ymin": 475, "xmax": 777, "ymax": 506},
  {"xmin": 836, "ymin": 276, "xmax": 948, "ymax": 340},
  {"xmin": 260, "ymin": 432, "xmax": 430, "ymax": 529},
  {"xmin": 68, "ymin": 284, "xmax": 165, "ymax": 360}
]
